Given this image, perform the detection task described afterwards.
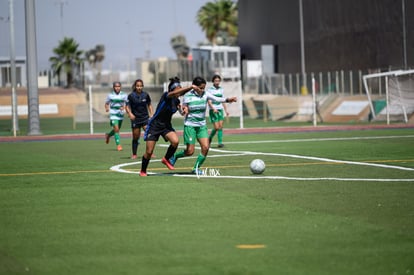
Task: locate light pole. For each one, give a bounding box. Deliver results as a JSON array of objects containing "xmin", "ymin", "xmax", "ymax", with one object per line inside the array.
[
  {"xmin": 299, "ymin": 0, "xmax": 307, "ymax": 95},
  {"xmin": 402, "ymin": 0, "xmax": 407, "ymax": 69},
  {"xmin": 9, "ymin": 0, "xmax": 19, "ymax": 136},
  {"xmin": 126, "ymin": 20, "xmax": 131, "ymax": 84},
  {"xmin": 55, "ymin": 0, "xmax": 67, "ymax": 37},
  {"xmin": 25, "ymin": 0, "xmax": 41, "ymax": 135}
]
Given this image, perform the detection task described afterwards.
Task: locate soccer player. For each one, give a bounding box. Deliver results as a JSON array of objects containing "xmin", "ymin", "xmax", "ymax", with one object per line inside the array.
[
  {"xmin": 207, "ymin": 74, "xmax": 229, "ymax": 148},
  {"xmin": 139, "ymin": 77, "xmax": 202, "ymax": 177},
  {"xmin": 170, "ymin": 76, "xmax": 237, "ymax": 175},
  {"xmin": 125, "ymin": 79, "xmax": 153, "ymax": 159},
  {"xmin": 105, "ymin": 81, "xmax": 128, "ymax": 151}
]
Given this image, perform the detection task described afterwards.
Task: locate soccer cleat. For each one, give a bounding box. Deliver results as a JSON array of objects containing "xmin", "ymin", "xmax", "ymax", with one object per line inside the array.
[
  {"xmin": 105, "ymin": 134, "xmax": 110, "ymax": 144},
  {"xmin": 217, "ymin": 144, "xmax": 224, "ymax": 148},
  {"xmin": 192, "ymin": 169, "xmax": 204, "ymax": 175},
  {"xmin": 131, "ymin": 154, "xmax": 137, "ymax": 159},
  {"xmin": 139, "ymin": 171, "xmax": 147, "ymax": 177},
  {"xmin": 117, "ymin": 145, "xmax": 123, "ymax": 151},
  {"xmin": 169, "ymin": 155, "xmax": 176, "ymax": 166},
  {"xmin": 161, "ymin": 157, "xmax": 175, "ymax": 170}
]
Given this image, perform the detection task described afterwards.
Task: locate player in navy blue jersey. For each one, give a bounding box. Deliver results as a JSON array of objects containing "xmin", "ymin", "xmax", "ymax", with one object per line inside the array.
[
  {"xmin": 126, "ymin": 79, "xmax": 153, "ymax": 159},
  {"xmin": 139, "ymin": 77, "xmax": 202, "ymax": 176}
]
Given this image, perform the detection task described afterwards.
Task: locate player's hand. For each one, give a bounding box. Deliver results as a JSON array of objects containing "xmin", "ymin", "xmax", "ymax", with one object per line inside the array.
[
  {"xmin": 181, "ymin": 106, "xmax": 188, "ymax": 116},
  {"xmin": 227, "ymin": 97, "xmax": 237, "ymax": 103}
]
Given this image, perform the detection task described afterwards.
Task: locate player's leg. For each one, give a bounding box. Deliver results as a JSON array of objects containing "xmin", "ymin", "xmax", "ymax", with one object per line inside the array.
[
  {"xmin": 105, "ymin": 120, "xmax": 115, "ymax": 143},
  {"xmin": 164, "ymin": 131, "xmax": 179, "ymax": 159},
  {"xmin": 174, "ymin": 126, "xmax": 196, "ymax": 163},
  {"xmin": 114, "ymin": 120, "xmax": 123, "ymax": 150},
  {"xmin": 209, "ymin": 127, "xmax": 217, "ymax": 144},
  {"xmin": 113, "ymin": 120, "xmax": 120, "ymax": 144},
  {"xmin": 208, "ymin": 110, "xmax": 219, "ymax": 143},
  {"xmin": 131, "ymin": 126, "xmax": 140, "ymax": 158},
  {"xmin": 216, "ymin": 110, "xmax": 225, "ymax": 147},
  {"xmin": 140, "ymin": 140, "xmax": 156, "ymax": 176},
  {"xmin": 192, "ymin": 126, "xmax": 209, "ymax": 172},
  {"xmin": 161, "ymin": 131, "xmax": 179, "ymax": 170}
]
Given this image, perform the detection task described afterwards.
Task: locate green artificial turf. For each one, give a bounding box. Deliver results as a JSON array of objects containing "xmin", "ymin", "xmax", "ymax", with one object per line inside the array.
[{"xmin": 1, "ymin": 129, "xmax": 413, "ymax": 274}]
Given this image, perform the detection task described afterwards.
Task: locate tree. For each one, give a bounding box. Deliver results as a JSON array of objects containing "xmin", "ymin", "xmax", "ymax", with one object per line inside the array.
[
  {"xmin": 85, "ymin": 44, "xmax": 105, "ymax": 84},
  {"xmin": 49, "ymin": 37, "xmax": 83, "ymax": 88},
  {"xmin": 196, "ymin": 0, "xmax": 238, "ymax": 46}
]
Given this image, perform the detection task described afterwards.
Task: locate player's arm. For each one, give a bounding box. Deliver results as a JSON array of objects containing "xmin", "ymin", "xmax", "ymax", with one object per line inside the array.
[
  {"xmin": 208, "ymin": 99, "xmax": 218, "ymax": 113},
  {"xmin": 223, "ymin": 101, "xmax": 229, "ymax": 116},
  {"xmin": 207, "ymin": 92, "xmax": 237, "ymax": 103},
  {"xmin": 126, "ymin": 104, "xmax": 134, "ymax": 119},
  {"xmin": 181, "ymin": 105, "xmax": 189, "ymax": 116},
  {"xmin": 167, "ymin": 85, "xmax": 201, "ymax": 98},
  {"xmin": 147, "ymin": 103, "xmax": 154, "ymax": 118}
]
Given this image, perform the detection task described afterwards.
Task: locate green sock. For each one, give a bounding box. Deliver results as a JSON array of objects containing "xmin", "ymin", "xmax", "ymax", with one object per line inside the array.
[
  {"xmin": 193, "ymin": 154, "xmax": 206, "ymax": 170},
  {"xmin": 108, "ymin": 130, "xmax": 115, "ymax": 137},
  {"xmin": 114, "ymin": 133, "xmax": 120, "ymax": 145},
  {"xmin": 209, "ymin": 129, "xmax": 217, "ymax": 140},
  {"xmin": 175, "ymin": 150, "xmax": 185, "ymax": 159},
  {"xmin": 218, "ymin": 129, "xmax": 223, "ymax": 144}
]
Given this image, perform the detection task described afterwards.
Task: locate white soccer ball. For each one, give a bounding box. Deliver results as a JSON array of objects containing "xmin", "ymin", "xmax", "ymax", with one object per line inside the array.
[{"xmin": 250, "ymin": 159, "xmax": 265, "ymax": 174}]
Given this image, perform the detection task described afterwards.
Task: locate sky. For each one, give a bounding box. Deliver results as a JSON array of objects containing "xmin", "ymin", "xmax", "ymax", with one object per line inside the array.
[{"xmin": 0, "ymin": 0, "xmax": 211, "ymax": 71}]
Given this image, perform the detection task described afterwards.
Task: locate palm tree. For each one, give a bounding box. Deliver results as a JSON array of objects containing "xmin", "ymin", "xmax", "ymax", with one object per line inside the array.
[
  {"xmin": 196, "ymin": 0, "xmax": 238, "ymax": 45},
  {"xmin": 49, "ymin": 37, "xmax": 83, "ymax": 88},
  {"xmin": 85, "ymin": 44, "xmax": 105, "ymax": 84}
]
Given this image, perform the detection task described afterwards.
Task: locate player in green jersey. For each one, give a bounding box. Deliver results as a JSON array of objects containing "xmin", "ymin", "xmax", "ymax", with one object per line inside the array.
[
  {"xmin": 104, "ymin": 81, "xmax": 128, "ymax": 151},
  {"xmin": 170, "ymin": 76, "xmax": 237, "ymax": 175},
  {"xmin": 207, "ymin": 74, "xmax": 229, "ymax": 148}
]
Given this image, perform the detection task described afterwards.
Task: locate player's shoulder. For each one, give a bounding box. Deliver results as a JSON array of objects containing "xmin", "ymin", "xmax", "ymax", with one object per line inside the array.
[{"xmin": 142, "ymin": 90, "xmax": 151, "ymax": 98}]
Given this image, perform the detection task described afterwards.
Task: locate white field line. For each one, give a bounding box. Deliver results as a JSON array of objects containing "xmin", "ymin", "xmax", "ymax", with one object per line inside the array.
[
  {"xmin": 110, "ymin": 136, "xmax": 414, "ymax": 181},
  {"xmin": 174, "ymin": 174, "xmax": 414, "ymax": 182},
  {"xmin": 214, "ymin": 135, "xmax": 414, "ymax": 144},
  {"xmin": 211, "ymin": 149, "xmax": 414, "ymax": 172}
]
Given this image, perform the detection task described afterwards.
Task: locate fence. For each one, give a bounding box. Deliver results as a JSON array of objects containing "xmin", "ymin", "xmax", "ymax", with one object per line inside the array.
[{"xmin": 242, "ymin": 69, "xmax": 405, "ymax": 96}]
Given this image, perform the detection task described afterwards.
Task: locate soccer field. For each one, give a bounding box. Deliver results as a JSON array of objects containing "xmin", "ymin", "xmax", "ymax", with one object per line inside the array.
[{"xmin": 0, "ymin": 127, "xmax": 413, "ymax": 275}]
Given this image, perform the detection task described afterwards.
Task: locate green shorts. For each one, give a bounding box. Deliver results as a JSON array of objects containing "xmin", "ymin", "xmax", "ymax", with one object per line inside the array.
[
  {"xmin": 209, "ymin": 109, "xmax": 225, "ymax": 123},
  {"xmin": 183, "ymin": 125, "xmax": 209, "ymax": 144},
  {"xmin": 110, "ymin": 119, "xmax": 123, "ymax": 128}
]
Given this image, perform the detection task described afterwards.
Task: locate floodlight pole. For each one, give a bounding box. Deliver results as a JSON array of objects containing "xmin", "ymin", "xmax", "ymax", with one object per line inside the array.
[
  {"xmin": 9, "ymin": 0, "xmax": 19, "ymax": 136},
  {"xmin": 25, "ymin": 0, "xmax": 41, "ymax": 135},
  {"xmin": 402, "ymin": 0, "xmax": 407, "ymax": 69},
  {"xmin": 299, "ymin": 0, "xmax": 307, "ymax": 95}
]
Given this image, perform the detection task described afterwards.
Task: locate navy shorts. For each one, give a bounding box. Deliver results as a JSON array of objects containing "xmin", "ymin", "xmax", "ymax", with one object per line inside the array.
[
  {"xmin": 130, "ymin": 119, "xmax": 148, "ymax": 129},
  {"xmin": 144, "ymin": 120, "xmax": 175, "ymax": 142}
]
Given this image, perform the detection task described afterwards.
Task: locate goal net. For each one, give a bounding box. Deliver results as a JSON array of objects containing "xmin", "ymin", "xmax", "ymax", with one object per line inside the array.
[{"xmin": 363, "ymin": 69, "xmax": 414, "ymax": 124}]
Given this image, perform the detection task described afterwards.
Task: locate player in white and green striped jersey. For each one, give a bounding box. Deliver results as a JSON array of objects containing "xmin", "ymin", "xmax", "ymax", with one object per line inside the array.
[
  {"xmin": 170, "ymin": 76, "xmax": 237, "ymax": 174},
  {"xmin": 207, "ymin": 74, "xmax": 229, "ymax": 148},
  {"xmin": 104, "ymin": 81, "xmax": 128, "ymax": 151}
]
